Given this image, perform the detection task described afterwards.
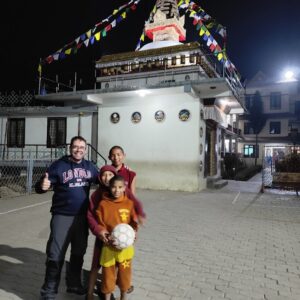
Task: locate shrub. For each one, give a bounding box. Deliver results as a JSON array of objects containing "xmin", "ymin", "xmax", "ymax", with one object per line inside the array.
[
  {"xmin": 222, "ymin": 153, "xmax": 245, "ymax": 179},
  {"xmin": 234, "ymin": 165, "xmax": 262, "ymax": 181},
  {"xmin": 275, "ymin": 153, "xmax": 300, "ymax": 172}
]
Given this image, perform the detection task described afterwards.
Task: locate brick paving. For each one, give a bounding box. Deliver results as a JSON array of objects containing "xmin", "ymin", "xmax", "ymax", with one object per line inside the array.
[{"xmin": 0, "ymin": 180, "xmax": 299, "ymax": 300}]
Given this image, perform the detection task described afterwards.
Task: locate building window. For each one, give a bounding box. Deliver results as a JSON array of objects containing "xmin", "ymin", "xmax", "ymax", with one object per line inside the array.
[
  {"xmin": 47, "ymin": 118, "xmax": 66, "ymax": 147},
  {"xmin": 295, "ymin": 101, "xmax": 300, "ymax": 120},
  {"xmin": 270, "ymin": 92, "xmax": 281, "ymax": 110},
  {"xmin": 269, "ymin": 121, "xmax": 281, "ymax": 134},
  {"xmin": 7, "ymin": 118, "xmax": 25, "ymax": 148},
  {"xmin": 244, "ymin": 122, "xmax": 254, "ymax": 134},
  {"xmin": 245, "ymin": 95, "xmax": 253, "ymax": 110},
  {"xmin": 243, "ymin": 144, "xmax": 259, "ymax": 158}
]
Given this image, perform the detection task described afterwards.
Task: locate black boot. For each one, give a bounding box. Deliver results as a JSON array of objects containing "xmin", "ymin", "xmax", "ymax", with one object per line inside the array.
[
  {"xmin": 40, "ymin": 260, "xmax": 64, "ymax": 300},
  {"xmin": 66, "ymin": 254, "xmax": 87, "ymax": 295}
]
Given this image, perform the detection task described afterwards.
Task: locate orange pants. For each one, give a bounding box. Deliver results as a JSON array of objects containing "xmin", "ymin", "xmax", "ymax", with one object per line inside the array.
[{"xmin": 101, "ymin": 259, "xmax": 132, "ymax": 294}]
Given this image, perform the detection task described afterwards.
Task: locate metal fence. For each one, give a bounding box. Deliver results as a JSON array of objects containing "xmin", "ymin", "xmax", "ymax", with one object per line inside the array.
[
  {"xmin": 0, "ymin": 144, "xmax": 106, "ymax": 198},
  {"xmin": 262, "ymin": 144, "xmax": 300, "ymax": 191},
  {"xmin": 0, "ymin": 158, "xmax": 52, "ymax": 197}
]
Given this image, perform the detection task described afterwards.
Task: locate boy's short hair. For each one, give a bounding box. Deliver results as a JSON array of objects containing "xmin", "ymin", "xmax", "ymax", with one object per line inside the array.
[
  {"xmin": 70, "ymin": 136, "xmax": 87, "ymax": 146},
  {"xmin": 109, "ymin": 175, "xmax": 125, "ymax": 187},
  {"xmin": 109, "ymin": 145, "xmax": 124, "ymax": 157}
]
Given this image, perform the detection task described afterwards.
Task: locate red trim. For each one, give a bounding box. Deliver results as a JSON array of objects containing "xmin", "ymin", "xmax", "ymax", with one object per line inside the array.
[{"xmin": 145, "ymin": 24, "xmax": 186, "ymax": 41}]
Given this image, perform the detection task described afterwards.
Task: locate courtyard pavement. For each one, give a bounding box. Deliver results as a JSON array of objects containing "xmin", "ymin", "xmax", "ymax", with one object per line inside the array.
[{"xmin": 0, "ymin": 175, "xmax": 299, "ymax": 300}]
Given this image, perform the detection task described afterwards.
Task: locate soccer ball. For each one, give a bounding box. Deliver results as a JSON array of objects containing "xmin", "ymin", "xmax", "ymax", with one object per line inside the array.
[{"xmin": 111, "ymin": 223, "xmax": 135, "ymax": 250}]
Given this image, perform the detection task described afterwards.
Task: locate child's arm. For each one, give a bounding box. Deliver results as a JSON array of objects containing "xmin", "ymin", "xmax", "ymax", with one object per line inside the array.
[
  {"xmin": 87, "ymin": 189, "xmax": 103, "ymax": 237},
  {"xmin": 130, "ymin": 176, "xmax": 137, "ymax": 196},
  {"xmin": 126, "ymin": 187, "xmax": 146, "ymax": 225},
  {"xmin": 129, "ymin": 203, "xmax": 139, "ymax": 232}
]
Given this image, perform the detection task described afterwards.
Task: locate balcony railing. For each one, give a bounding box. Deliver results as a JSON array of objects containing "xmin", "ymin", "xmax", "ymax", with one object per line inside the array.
[{"xmin": 226, "ymin": 125, "xmax": 241, "ymax": 136}]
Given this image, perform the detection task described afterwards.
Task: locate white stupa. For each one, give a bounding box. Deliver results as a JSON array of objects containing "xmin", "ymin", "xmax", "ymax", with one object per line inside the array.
[{"xmin": 139, "ymin": 0, "xmax": 186, "ymax": 51}]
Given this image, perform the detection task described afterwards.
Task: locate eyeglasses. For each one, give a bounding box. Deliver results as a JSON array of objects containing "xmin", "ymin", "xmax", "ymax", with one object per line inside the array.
[{"xmin": 71, "ymin": 146, "xmax": 86, "ymax": 150}]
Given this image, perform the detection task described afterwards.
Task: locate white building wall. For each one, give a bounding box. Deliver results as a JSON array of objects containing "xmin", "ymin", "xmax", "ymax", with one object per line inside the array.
[
  {"xmin": 98, "ymin": 92, "xmax": 206, "ymax": 192},
  {"xmin": 67, "ymin": 115, "xmax": 93, "ymax": 144},
  {"xmin": 0, "ymin": 115, "xmax": 93, "ymax": 146}
]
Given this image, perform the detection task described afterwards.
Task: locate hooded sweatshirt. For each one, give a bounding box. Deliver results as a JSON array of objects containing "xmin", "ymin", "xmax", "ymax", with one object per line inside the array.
[
  {"xmin": 87, "ymin": 165, "xmax": 146, "ymax": 236},
  {"xmin": 47, "ymin": 155, "xmax": 99, "ymax": 215}
]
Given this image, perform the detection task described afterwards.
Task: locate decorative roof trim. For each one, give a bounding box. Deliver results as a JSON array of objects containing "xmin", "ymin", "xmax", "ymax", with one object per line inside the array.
[{"xmin": 95, "ymin": 42, "xmax": 201, "ymax": 64}]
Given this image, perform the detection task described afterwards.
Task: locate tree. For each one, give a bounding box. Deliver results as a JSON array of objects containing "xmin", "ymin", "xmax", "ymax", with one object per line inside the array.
[{"xmin": 247, "ymin": 91, "xmax": 267, "ymax": 165}]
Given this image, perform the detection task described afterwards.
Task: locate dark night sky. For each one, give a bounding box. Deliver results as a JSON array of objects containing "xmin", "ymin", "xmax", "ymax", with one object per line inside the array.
[{"xmin": 2, "ymin": 0, "xmax": 300, "ymax": 93}]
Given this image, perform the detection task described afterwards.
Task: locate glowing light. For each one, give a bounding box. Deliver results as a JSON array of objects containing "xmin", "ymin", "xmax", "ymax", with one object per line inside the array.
[
  {"xmin": 284, "ymin": 70, "xmax": 295, "ymax": 81},
  {"xmin": 278, "ymin": 68, "xmax": 298, "ymax": 82}
]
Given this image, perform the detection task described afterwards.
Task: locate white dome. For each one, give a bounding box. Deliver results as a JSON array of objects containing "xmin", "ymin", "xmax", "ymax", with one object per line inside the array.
[{"xmin": 139, "ymin": 40, "xmax": 182, "ymax": 51}]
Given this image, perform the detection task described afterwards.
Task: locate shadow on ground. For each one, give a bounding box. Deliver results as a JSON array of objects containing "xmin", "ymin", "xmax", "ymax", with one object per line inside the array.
[{"xmin": 0, "ymin": 244, "xmax": 95, "ymax": 300}]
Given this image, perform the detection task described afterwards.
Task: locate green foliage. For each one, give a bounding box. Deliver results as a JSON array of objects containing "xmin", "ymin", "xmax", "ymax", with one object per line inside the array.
[
  {"xmin": 247, "ymin": 90, "xmax": 267, "ymax": 165},
  {"xmin": 247, "ymin": 91, "xmax": 267, "ymax": 135},
  {"xmin": 275, "ymin": 153, "xmax": 300, "ymax": 172},
  {"xmin": 222, "ymin": 153, "xmax": 246, "ymax": 179}
]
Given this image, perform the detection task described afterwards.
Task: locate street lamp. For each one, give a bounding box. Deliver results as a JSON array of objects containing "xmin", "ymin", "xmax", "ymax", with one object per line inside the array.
[
  {"xmin": 284, "ymin": 70, "xmax": 297, "ymax": 82},
  {"xmin": 280, "ymin": 68, "xmax": 298, "ymax": 82},
  {"xmin": 284, "ymin": 70, "xmax": 295, "ymax": 81}
]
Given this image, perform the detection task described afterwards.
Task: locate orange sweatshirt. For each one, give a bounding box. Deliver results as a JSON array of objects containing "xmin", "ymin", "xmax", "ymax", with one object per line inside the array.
[{"xmin": 96, "ymin": 192, "xmax": 138, "ymax": 233}]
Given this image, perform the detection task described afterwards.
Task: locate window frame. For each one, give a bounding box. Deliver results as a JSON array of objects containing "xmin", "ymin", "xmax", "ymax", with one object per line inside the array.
[
  {"xmin": 244, "ymin": 122, "xmax": 254, "ymax": 135},
  {"xmin": 270, "ymin": 92, "xmax": 281, "ymax": 110},
  {"xmin": 47, "ymin": 117, "xmax": 67, "ymax": 148},
  {"xmin": 245, "ymin": 94, "xmax": 253, "ymax": 110},
  {"xmin": 243, "ymin": 144, "xmax": 259, "ymax": 158},
  {"xmin": 7, "ymin": 118, "xmax": 25, "ymax": 148},
  {"xmin": 269, "ymin": 121, "xmax": 281, "ymax": 134}
]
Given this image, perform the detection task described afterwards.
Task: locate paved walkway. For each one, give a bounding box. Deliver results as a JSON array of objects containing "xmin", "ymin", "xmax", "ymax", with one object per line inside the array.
[{"xmin": 0, "ymin": 178, "xmax": 299, "ymax": 300}]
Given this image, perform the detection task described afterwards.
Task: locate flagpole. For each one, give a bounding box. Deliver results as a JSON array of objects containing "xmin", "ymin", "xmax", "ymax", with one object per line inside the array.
[{"xmin": 38, "ymin": 58, "xmax": 42, "ymax": 95}]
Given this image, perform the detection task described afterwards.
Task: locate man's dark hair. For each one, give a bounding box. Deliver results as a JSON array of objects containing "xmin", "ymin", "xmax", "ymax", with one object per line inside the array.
[
  {"xmin": 109, "ymin": 175, "xmax": 125, "ymax": 187},
  {"xmin": 70, "ymin": 136, "xmax": 87, "ymax": 146}
]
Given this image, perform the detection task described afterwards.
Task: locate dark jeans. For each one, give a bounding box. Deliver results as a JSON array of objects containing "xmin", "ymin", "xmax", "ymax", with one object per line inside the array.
[{"xmin": 40, "ymin": 214, "xmax": 88, "ymax": 298}]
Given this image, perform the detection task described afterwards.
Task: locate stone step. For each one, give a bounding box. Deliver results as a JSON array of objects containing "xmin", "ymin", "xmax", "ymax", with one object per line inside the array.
[
  {"xmin": 213, "ymin": 180, "xmax": 228, "ymax": 189},
  {"xmin": 207, "ymin": 176, "xmax": 228, "ymax": 189}
]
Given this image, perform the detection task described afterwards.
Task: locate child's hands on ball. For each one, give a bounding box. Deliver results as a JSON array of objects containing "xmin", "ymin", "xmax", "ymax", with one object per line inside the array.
[{"xmin": 99, "ymin": 230, "xmax": 110, "ymax": 244}]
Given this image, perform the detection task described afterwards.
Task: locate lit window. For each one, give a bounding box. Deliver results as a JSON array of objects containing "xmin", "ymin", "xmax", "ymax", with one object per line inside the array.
[{"xmin": 243, "ymin": 144, "xmax": 259, "ymax": 158}]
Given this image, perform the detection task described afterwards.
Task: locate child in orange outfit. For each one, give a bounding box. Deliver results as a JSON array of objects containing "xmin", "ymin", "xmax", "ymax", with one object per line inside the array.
[
  {"xmin": 96, "ymin": 175, "xmax": 138, "ymax": 300},
  {"xmin": 86, "ymin": 166, "xmax": 145, "ymax": 299}
]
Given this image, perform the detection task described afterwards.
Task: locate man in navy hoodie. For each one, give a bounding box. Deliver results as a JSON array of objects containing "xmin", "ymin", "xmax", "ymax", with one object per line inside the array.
[{"xmin": 37, "ymin": 136, "xmax": 99, "ymax": 300}]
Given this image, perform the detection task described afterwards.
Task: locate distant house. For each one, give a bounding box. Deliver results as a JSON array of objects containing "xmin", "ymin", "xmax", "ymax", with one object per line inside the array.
[{"xmin": 238, "ymin": 71, "xmax": 300, "ymax": 167}]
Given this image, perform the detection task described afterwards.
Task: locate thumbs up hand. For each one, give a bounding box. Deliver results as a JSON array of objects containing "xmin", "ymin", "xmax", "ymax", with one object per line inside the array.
[{"xmin": 41, "ymin": 172, "xmax": 51, "ymax": 191}]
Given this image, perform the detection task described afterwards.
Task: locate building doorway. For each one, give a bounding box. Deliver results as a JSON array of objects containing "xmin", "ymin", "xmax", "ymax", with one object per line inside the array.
[{"xmin": 204, "ymin": 121, "xmax": 217, "ymax": 177}]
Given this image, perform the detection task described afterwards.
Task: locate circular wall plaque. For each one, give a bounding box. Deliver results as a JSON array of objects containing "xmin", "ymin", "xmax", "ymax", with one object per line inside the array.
[
  {"xmin": 199, "ymin": 161, "xmax": 203, "ymax": 171},
  {"xmin": 110, "ymin": 112, "xmax": 120, "ymax": 124},
  {"xmin": 200, "ymin": 109, "xmax": 204, "ymax": 120},
  {"xmin": 131, "ymin": 111, "xmax": 141, "ymax": 123},
  {"xmin": 155, "ymin": 110, "xmax": 165, "ymax": 122},
  {"xmin": 179, "ymin": 109, "xmax": 190, "ymax": 121}
]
